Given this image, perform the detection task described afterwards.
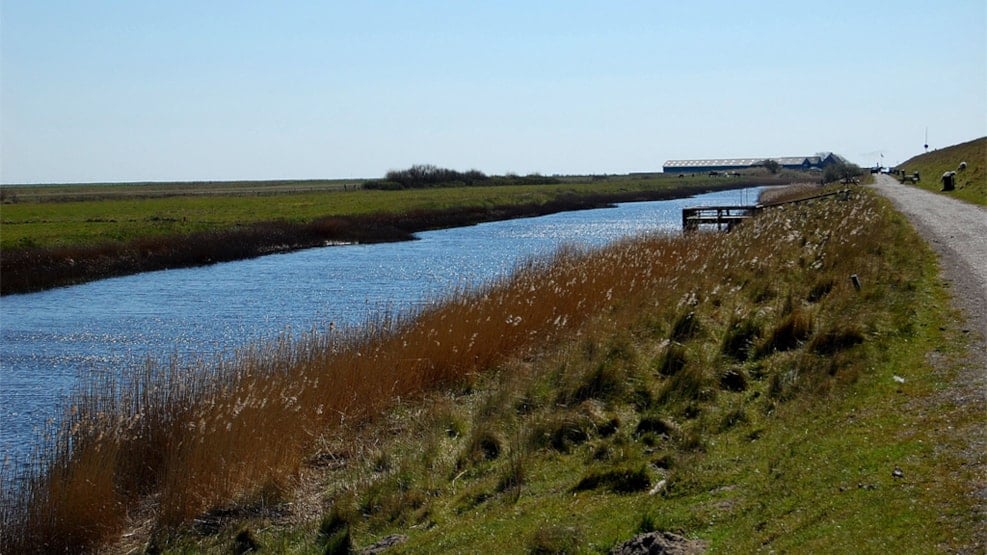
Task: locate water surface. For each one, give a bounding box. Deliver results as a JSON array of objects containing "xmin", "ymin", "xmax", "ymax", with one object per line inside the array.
[{"xmin": 0, "ymin": 187, "xmax": 761, "ymax": 470}]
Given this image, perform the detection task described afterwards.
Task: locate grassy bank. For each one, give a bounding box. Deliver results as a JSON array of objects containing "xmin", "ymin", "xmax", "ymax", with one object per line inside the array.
[
  {"xmin": 2, "ymin": 185, "xmax": 980, "ymax": 553},
  {"xmin": 895, "ymin": 136, "xmax": 986, "ymax": 206},
  {"xmin": 0, "ymin": 174, "xmax": 778, "ymax": 250},
  {"xmin": 0, "ymin": 173, "xmax": 785, "ymax": 295}
]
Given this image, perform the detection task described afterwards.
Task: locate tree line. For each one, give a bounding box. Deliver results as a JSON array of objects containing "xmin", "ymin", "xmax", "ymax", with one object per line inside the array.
[{"xmin": 365, "ymin": 164, "xmax": 559, "ymax": 190}]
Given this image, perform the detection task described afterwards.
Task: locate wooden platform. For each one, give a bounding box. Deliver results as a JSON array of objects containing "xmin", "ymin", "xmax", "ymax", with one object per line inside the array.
[
  {"xmin": 681, "ymin": 189, "xmax": 853, "ymax": 232},
  {"xmin": 681, "ymin": 205, "xmax": 761, "ymax": 232}
]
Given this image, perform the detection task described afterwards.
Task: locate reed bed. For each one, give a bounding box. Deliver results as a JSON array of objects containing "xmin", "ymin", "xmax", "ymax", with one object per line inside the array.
[
  {"xmin": 757, "ymin": 182, "xmax": 825, "ymax": 205},
  {"xmin": 1, "ymin": 188, "xmax": 891, "ymax": 553}
]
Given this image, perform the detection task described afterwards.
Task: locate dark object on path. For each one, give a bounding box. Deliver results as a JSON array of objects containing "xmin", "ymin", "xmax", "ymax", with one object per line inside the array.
[
  {"xmin": 941, "ymin": 171, "xmax": 956, "ymax": 191},
  {"xmin": 610, "ymin": 530, "xmax": 708, "ymax": 554}
]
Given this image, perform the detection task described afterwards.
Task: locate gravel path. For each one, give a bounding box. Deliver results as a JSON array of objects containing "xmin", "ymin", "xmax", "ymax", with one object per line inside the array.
[
  {"xmin": 870, "ymin": 174, "xmax": 985, "ymax": 550},
  {"xmin": 871, "ymin": 174, "xmax": 986, "ymax": 348}
]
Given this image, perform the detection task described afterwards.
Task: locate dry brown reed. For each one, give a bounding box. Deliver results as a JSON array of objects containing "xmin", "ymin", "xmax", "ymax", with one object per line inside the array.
[
  {"xmin": 1, "ymin": 188, "xmax": 889, "ymax": 552},
  {"xmin": 758, "ymin": 182, "xmax": 825, "ymax": 205}
]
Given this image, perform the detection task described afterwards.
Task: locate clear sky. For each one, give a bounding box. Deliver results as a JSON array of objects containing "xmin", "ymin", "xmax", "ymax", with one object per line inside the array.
[{"xmin": 2, "ymin": 1, "xmax": 985, "ymax": 184}]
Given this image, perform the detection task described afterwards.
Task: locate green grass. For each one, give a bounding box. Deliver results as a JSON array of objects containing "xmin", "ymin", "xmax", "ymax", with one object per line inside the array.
[
  {"xmin": 0, "ymin": 178, "xmax": 363, "ymax": 203},
  {"xmin": 0, "ymin": 170, "xmax": 798, "ymax": 295},
  {"xmin": 381, "ymin": 195, "xmax": 975, "ymax": 554},
  {"xmin": 896, "ymin": 136, "xmax": 986, "ymax": 206},
  {"xmin": 4, "ymin": 186, "xmax": 981, "ymax": 554},
  {"xmin": 337, "ymin": 192, "xmax": 978, "ymax": 554},
  {"xmin": 0, "ymin": 173, "xmax": 770, "ymax": 250}
]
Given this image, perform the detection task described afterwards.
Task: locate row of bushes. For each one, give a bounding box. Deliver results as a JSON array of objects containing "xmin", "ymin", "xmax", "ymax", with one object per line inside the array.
[
  {"xmin": 364, "ymin": 164, "xmax": 560, "ymax": 190},
  {"xmin": 823, "ymin": 160, "xmax": 865, "ymax": 183}
]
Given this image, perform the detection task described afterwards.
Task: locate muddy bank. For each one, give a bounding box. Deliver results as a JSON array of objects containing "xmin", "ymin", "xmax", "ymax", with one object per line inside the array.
[{"xmin": 0, "ymin": 183, "xmax": 751, "ymax": 295}]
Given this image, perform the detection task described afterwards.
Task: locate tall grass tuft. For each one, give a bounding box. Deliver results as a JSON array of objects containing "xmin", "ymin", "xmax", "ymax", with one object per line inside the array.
[{"xmin": 760, "ymin": 308, "xmax": 813, "ymax": 355}]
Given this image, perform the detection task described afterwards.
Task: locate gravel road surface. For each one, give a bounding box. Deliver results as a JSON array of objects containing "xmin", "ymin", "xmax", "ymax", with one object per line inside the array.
[
  {"xmin": 871, "ymin": 174, "xmax": 986, "ymax": 345},
  {"xmin": 871, "ymin": 174, "xmax": 985, "ymax": 551}
]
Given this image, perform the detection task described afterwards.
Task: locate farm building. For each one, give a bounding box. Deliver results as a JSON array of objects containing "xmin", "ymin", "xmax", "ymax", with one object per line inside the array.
[{"xmin": 663, "ymin": 153, "xmax": 844, "ymax": 174}]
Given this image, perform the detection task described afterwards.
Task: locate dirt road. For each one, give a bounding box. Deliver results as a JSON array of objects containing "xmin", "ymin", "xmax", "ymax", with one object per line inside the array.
[
  {"xmin": 870, "ymin": 174, "xmax": 985, "ymax": 550},
  {"xmin": 871, "ymin": 174, "xmax": 986, "ymax": 340}
]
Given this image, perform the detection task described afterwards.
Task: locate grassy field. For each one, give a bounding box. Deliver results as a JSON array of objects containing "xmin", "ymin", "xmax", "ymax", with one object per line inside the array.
[
  {"xmin": 0, "ymin": 174, "xmax": 769, "ymax": 250},
  {"xmin": 895, "ymin": 136, "xmax": 986, "ymax": 206},
  {"xmin": 0, "ymin": 172, "xmax": 795, "ymax": 295},
  {"xmin": 0, "ymin": 178, "xmax": 365, "ymax": 203},
  {"xmin": 3, "ymin": 185, "xmax": 980, "ymax": 553}
]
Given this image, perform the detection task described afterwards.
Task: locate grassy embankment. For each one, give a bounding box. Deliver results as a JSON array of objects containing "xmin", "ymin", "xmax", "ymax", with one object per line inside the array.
[
  {"xmin": 0, "ymin": 173, "xmax": 782, "ymax": 295},
  {"xmin": 2, "ymin": 185, "xmax": 981, "ymax": 553},
  {"xmin": 895, "ymin": 136, "xmax": 986, "ymax": 206}
]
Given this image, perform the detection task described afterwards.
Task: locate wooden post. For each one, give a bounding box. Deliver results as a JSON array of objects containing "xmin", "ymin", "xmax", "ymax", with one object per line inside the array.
[{"xmin": 850, "ymin": 274, "xmax": 861, "ymax": 291}]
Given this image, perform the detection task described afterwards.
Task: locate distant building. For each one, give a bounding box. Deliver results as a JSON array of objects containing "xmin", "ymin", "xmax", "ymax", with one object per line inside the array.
[{"xmin": 663, "ymin": 153, "xmax": 844, "ymax": 174}]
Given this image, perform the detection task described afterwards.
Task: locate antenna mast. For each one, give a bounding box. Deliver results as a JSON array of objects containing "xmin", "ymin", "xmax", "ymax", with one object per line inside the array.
[{"xmin": 924, "ymin": 127, "xmax": 929, "ymax": 152}]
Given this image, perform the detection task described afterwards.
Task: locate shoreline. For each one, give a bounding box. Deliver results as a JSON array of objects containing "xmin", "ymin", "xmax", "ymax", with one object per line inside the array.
[{"xmin": 1, "ymin": 181, "xmax": 757, "ymax": 296}]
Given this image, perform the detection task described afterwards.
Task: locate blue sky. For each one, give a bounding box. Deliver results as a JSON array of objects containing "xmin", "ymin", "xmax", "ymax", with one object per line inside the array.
[{"xmin": 2, "ymin": 1, "xmax": 985, "ymax": 184}]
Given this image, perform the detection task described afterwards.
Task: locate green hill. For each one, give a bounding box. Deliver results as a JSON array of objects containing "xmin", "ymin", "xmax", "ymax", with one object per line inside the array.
[{"xmin": 897, "ymin": 136, "xmax": 986, "ymax": 206}]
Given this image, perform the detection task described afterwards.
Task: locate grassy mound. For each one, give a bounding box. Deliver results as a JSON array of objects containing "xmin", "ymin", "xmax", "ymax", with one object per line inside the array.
[{"xmin": 896, "ymin": 136, "xmax": 986, "ymax": 205}]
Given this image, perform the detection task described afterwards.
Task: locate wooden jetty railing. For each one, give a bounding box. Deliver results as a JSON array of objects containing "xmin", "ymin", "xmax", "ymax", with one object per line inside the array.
[
  {"xmin": 682, "ymin": 189, "xmax": 851, "ymax": 232},
  {"xmin": 681, "ymin": 205, "xmax": 761, "ymax": 232}
]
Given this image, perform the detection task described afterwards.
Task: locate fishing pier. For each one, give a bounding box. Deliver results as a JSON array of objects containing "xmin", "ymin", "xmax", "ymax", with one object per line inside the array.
[
  {"xmin": 681, "ymin": 189, "xmax": 852, "ymax": 232},
  {"xmin": 681, "ymin": 204, "xmax": 761, "ymax": 232}
]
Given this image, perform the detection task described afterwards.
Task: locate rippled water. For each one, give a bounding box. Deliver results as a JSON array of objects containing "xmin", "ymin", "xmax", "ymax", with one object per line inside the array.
[{"xmin": 0, "ymin": 187, "xmax": 761, "ymax": 470}]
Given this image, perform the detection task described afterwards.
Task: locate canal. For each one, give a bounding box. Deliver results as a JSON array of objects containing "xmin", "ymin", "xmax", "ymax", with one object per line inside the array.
[{"xmin": 0, "ymin": 186, "xmax": 762, "ymax": 472}]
